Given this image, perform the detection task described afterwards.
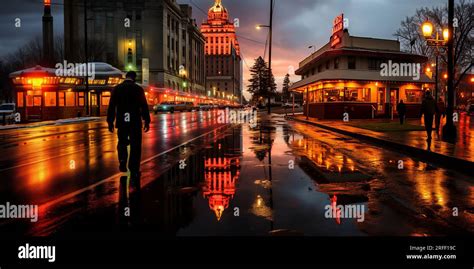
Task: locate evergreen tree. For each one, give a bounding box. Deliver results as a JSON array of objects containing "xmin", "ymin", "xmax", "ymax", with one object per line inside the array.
[
  {"xmin": 282, "ymin": 73, "xmax": 291, "ymax": 102},
  {"xmin": 247, "ymin": 56, "xmax": 277, "ymax": 101}
]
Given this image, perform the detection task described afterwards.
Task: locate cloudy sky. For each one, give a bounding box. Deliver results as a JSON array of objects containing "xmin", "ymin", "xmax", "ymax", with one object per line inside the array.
[{"xmin": 0, "ymin": 0, "xmax": 447, "ymax": 96}]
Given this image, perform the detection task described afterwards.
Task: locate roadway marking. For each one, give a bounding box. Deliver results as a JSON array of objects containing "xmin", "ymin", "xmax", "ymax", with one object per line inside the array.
[{"xmin": 39, "ymin": 124, "xmax": 229, "ymax": 211}]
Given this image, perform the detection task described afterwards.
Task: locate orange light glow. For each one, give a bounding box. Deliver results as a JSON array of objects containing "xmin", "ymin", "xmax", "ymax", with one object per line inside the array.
[
  {"xmin": 426, "ymin": 67, "xmax": 431, "ymax": 73},
  {"xmin": 443, "ymin": 74, "xmax": 448, "ymax": 79},
  {"xmin": 44, "ymin": 0, "xmax": 51, "ymax": 6},
  {"xmin": 31, "ymin": 78, "xmax": 44, "ymax": 88}
]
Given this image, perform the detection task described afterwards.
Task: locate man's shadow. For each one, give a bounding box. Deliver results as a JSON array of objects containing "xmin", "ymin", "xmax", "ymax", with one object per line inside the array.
[{"xmin": 118, "ymin": 175, "xmax": 142, "ymax": 230}]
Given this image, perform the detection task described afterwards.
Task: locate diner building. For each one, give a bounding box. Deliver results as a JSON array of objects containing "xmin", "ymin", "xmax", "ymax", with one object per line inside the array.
[
  {"xmin": 290, "ymin": 15, "xmax": 434, "ymax": 119},
  {"xmin": 9, "ymin": 63, "xmax": 123, "ymax": 122}
]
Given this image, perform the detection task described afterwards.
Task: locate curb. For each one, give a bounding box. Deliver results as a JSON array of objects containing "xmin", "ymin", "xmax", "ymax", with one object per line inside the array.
[
  {"xmin": 287, "ymin": 116, "xmax": 474, "ymax": 176},
  {"xmin": 0, "ymin": 117, "xmax": 102, "ymax": 131}
]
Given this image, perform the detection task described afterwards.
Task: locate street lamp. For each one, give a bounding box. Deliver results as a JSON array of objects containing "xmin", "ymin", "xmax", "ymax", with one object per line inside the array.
[
  {"xmin": 256, "ymin": 0, "xmax": 274, "ymax": 115},
  {"xmin": 421, "ymin": 12, "xmax": 457, "ymax": 142},
  {"xmin": 421, "ymin": 21, "xmax": 449, "ymax": 102}
]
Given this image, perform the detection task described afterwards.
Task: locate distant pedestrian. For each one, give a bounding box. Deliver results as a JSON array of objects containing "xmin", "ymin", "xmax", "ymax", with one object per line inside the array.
[
  {"xmin": 397, "ymin": 99, "xmax": 406, "ymax": 125},
  {"xmin": 107, "ymin": 71, "xmax": 151, "ymax": 179},
  {"xmin": 420, "ymin": 91, "xmax": 437, "ymax": 149},
  {"xmin": 435, "ymin": 97, "xmax": 446, "ymax": 133}
]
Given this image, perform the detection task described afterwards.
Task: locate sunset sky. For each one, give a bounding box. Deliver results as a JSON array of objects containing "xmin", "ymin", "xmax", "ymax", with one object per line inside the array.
[{"xmin": 1, "ymin": 0, "xmax": 447, "ymax": 98}]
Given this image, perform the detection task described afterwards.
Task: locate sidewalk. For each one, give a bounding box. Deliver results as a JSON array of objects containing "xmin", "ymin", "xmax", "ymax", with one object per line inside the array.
[
  {"xmin": 287, "ymin": 115, "xmax": 474, "ymax": 175},
  {"xmin": 0, "ymin": 117, "xmax": 102, "ymax": 131}
]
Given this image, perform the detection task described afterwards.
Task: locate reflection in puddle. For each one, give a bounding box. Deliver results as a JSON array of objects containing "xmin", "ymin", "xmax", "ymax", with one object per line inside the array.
[
  {"xmin": 250, "ymin": 195, "xmax": 272, "ymax": 221},
  {"xmin": 202, "ymin": 157, "xmax": 240, "ymax": 221}
]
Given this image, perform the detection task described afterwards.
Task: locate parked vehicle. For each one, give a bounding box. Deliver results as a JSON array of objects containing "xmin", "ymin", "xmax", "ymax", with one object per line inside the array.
[
  {"xmin": 282, "ymin": 102, "xmax": 300, "ymax": 108},
  {"xmin": 0, "ymin": 103, "xmax": 17, "ymax": 125},
  {"xmin": 198, "ymin": 103, "xmax": 213, "ymax": 111},
  {"xmin": 153, "ymin": 102, "xmax": 194, "ymax": 114}
]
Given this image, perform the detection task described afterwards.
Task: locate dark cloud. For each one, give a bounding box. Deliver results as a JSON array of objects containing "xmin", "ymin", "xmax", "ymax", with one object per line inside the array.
[{"xmin": 0, "ymin": 0, "xmax": 447, "ymax": 92}]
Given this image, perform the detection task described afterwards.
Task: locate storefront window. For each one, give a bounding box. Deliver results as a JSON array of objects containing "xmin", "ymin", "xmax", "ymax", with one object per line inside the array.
[
  {"xmin": 59, "ymin": 92, "xmax": 65, "ymax": 106},
  {"xmin": 78, "ymin": 92, "xmax": 85, "ymax": 106},
  {"xmin": 66, "ymin": 92, "xmax": 75, "ymax": 106},
  {"xmin": 324, "ymin": 89, "xmax": 344, "ymax": 102},
  {"xmin": 405, "ymin": 89, "xmax": 423, "ymax": 103},
  {"xmin": 101, "ymin": 92, "xmax": 111, "ymax": 106},
  {"xmin": 346, "ymin": 88, "xmax": 371, "ymax": 102},
  {"xmin": 44, "ymin": 92, "xmax": 56, "ymax": 107},
  {"xmin": 17, "ymin": 92, "xmax": 24, "ymax": 107}
]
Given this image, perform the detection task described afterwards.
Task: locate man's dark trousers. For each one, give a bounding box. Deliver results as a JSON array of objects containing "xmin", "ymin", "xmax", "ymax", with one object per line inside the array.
[
  {"xmin": 117, "ymin": 124, "xmax": 142, "ymax": 173},
  {"xmin": 424, "ymin": 114, "xmax": 434, "ymax": 140}
]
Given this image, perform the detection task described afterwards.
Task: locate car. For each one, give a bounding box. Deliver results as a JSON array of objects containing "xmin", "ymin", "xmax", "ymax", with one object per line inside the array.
[
  {"xmin": 198, "ymin": 103, "xmax": 213, "ymax": 111},
  {"xmin": 0, "ymin": 103, "xmax": 17, "ymax": 124},
  {"xmin": 282, "ymin": 102, "xmax": 300, "ymax": 108},
  {"xmin": 153, "ymin": 101, "xmax": 194, "ymax": 114}
]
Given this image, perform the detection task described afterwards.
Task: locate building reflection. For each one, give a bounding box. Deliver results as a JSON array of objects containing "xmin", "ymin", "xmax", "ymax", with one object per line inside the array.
[{"xmin": 202, "ymin": 128, "xmax": 242, "ymax": 221}]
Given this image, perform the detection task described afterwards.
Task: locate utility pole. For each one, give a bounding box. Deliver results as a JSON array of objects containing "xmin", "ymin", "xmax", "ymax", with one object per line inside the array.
[
  {"xmin": 84, "ymin": 0, "xmax": 90, "ymax": 116},
  {"xmin": 267, "ymin": 0, "xmax": 273, "ymax": 115},
  {"xmin": 442, "ymin": 0, "xmax": 457, "ymax": 142}
]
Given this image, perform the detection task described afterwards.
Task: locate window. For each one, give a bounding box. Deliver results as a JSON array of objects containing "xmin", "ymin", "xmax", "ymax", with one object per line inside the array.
[
  {"xmin": 59, "ymin": 92, "xmax": 65, "ymax": 106},
  {"xmin": 348, "ymin": 57, "xmax": 356, "ymax": 69},
  {"xmin": 101, "ymin": 92, "xmax": 111, "ymax": 106},
  {"xmin": 44, "ymin": 92, "xmax": 56, "ymax": 107},
  {"xmin": 405, "ymin": 89, "xmax": 423, "ymax": 103},
  {"xmin": 368, "ymin": 58, "xmax": 381, "ymax": 70},
  {"xmin": 346, "ymin": 88, "xmax": 371, "ymax": 102},
  {"xmin": 17, "ymin": 92, "xmax": 24, "ymax": 107},
  {"xmin": 78, "ymin": 92, "xmax": 85, "ymax": 106},
  {"xmin": 318, "ymin": 65, "xmax": 322, "ymax": 73},
  {"xmin": 326, "ymin": 61, "xmax": 330, "ymax": 70},
  {"xmin": 334, "ymin": 57, "xmax": 339, "ymax": 69},
  {"xmin": 66, "ymin": 92, "xmax": 75, "ymax": 106}
]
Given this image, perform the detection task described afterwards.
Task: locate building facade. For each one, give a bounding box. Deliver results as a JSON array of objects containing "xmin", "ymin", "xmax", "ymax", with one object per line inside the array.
[
  {"xmin": 201, "ymin": 0, "xmax": 242, "ymax": 105},
  {"xmin": 9, "ymin": 63, "xmax": 123, "ymax": 122},
  {"xmin": 291, "ymin": 14, "xmax": 433, "ymax": 119},
  {"xmin": 64, "ymin": 0, "xmax": 206, "ymax": 106}
]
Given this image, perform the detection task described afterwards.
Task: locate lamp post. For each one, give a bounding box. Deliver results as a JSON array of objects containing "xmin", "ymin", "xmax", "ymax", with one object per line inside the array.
[
  {"xmin": 421, "ymin": 0, "xmax": 456, "ymax": 143},
  {"xmin": 256, "ymin": 0, "xmax": 274, "ymax": 115},
  {"xmin": 421, "ymin": 22, "xmax": 449, "ymax": 102}
]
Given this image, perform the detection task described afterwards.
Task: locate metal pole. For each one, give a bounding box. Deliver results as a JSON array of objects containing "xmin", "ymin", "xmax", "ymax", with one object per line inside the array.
[
  {"xmin": 435, "ymin": 54, "xmax": 439, "ymax": 101},
  {"xmin": 84, "ymin": 0, "xmax": 90, "ymax": 116},
  {"xmin": 442, "ymin": 0, "xmax": 457, "ymax": 142},
  {"xmin": 267, "ymin": 0, "xmax": 273, "ymax": 115}
]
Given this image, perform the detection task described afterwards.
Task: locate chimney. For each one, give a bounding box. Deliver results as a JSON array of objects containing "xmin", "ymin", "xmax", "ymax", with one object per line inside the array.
[{"xmin": 42, "ymin": 0, "xmax": 54, "ymax": 66}]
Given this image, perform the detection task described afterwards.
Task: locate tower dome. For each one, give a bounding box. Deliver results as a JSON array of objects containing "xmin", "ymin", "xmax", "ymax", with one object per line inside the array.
[{"xmin": 208, "ymin": 0, "xmax": 229, "ymax": 21}]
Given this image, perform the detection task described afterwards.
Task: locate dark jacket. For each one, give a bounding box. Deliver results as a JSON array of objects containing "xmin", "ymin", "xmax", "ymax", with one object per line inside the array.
[
  {"xmin": 397, "ymin": 102, "xmax": 406, "ymax": 115},
  {"xmin": 420, "ymin": 96, "xmax": 437, "ymax": 116},
  {"xmin": 107, "ymin": 79, "xmax": 151, "ymax": 128}
]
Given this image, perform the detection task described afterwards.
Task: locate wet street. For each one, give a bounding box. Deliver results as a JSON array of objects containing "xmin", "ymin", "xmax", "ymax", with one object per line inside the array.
[{"xmin": 0, "ymin": 112, "xmax": 472, "ymax": 237}]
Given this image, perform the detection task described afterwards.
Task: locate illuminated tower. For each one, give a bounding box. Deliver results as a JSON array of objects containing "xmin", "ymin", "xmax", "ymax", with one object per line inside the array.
[
  {"xmin": 42, "ymin": 0, "xmax": 55, "ymax": 66},
  {"xmin": 201, "ymin": 0, "xmax": 242, "ymax": 104}
]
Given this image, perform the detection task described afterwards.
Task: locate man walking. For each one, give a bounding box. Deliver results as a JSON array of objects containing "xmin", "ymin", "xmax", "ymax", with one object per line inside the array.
[
  {"xmin": 435, "ymin": 97, "xmax": 446, "ymax": 134},
  {"xmin": 397, "ymin": 99, "xmax": 406, "ymax": 125},
  {"xmin": 420, "ymin": 90, "xmax": 437, "ymax": 150},
  {"xmin": 107, "ymin": 71, "xmax": 151, "ymax": 178}
]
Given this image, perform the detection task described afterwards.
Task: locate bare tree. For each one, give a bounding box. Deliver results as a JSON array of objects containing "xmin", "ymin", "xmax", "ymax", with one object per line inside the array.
[{"xmin": 394, "ymin": 0, "xmax": 473, "ymax": 90}]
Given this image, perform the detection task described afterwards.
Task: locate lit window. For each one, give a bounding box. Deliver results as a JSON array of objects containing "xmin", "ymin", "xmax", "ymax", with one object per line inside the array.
[
  {"xmin": 17, "ymin": 92, "xmax": 24, "ymax": 107},
  {"xmin": 66, "ymin": 92, "xmax": 75, "ymax": 106},
  {"xmin": 101, "ymin": 92, "xmax": 111, "ymax": 106},
  {"xmin": 44, "ymin": 92, "xmax": 57, "ymax": 107}
]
